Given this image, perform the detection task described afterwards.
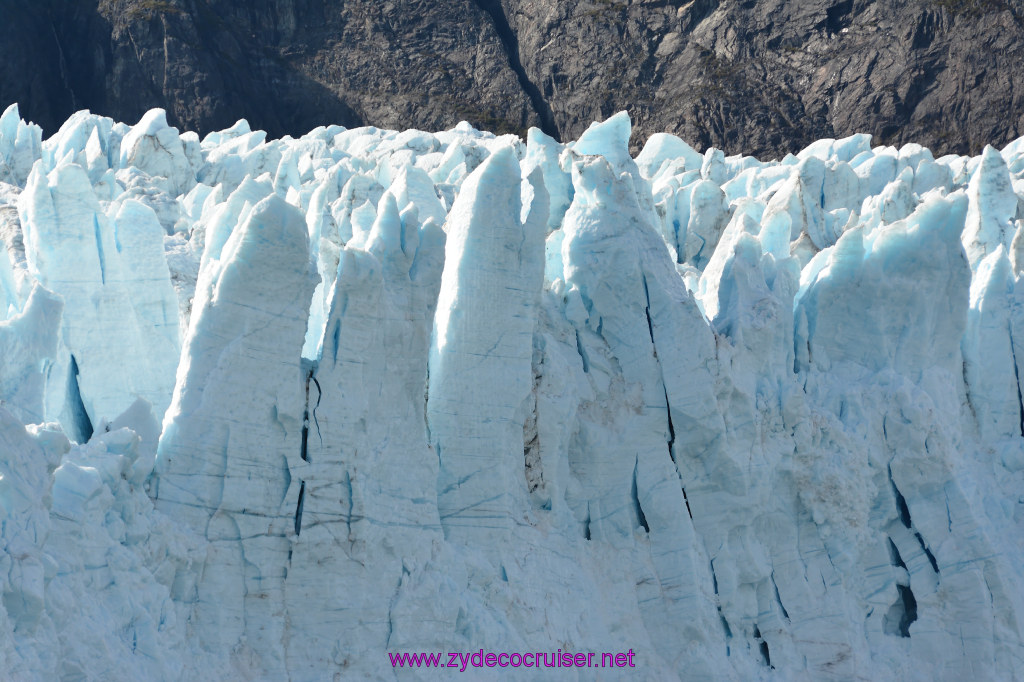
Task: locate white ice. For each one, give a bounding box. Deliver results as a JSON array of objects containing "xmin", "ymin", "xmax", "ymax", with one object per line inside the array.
[{"xmin": 0, "ymin": 105, "xmax": 1021, "ymax": 681}]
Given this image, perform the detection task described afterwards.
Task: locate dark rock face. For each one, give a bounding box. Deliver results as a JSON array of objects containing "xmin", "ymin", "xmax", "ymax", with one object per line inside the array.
[{"xmin": 2, "ymin": 0, "xmax": 1022, "ymax": 157}]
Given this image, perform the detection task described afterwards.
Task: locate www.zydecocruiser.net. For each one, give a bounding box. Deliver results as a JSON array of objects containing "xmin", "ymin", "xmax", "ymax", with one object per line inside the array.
[{"xmin": 389, "ymin": 649, "xmax": 638, "ymax": 670}]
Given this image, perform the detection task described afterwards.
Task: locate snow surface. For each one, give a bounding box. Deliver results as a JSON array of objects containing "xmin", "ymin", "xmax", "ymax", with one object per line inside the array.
[{"xmin": 0, "ymin": 102, "xmax": 1024, "ymax": 680}]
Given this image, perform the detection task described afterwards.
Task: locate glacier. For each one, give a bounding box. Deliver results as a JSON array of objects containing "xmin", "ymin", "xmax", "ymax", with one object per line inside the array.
[{"xmin": 0, "ymin": 101, "xmax": 1023, "ymax": 680}]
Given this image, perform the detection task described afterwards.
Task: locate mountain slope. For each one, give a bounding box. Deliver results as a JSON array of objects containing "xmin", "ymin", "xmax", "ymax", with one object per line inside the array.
[{"xmin": 1, "ymin": 0, "xmax": 1022, "ymax": 157}]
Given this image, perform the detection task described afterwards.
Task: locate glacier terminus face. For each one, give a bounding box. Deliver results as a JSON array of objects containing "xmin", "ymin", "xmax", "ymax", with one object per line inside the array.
[{"xmin": 0, "ymin": 103, "xmax": 1023, "ymax": 680}]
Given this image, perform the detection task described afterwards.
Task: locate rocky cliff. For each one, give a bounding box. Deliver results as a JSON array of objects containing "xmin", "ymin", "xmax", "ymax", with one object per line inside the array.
[{"xmin": 3, "ymin": 0, "xmax": 1022, "ymax": 159}]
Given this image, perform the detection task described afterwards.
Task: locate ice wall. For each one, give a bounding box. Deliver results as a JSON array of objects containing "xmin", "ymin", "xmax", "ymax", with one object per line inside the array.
[{"xmin": 0, "ymin": 101, "xmax": 1023, "ymax": 680}]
